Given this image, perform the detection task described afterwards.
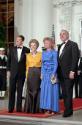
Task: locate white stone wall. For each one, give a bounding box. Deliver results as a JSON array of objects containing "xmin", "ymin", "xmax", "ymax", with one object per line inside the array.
[{"xmin": 53, "ymin": 0, "xmax": 82, "ymax": 48}]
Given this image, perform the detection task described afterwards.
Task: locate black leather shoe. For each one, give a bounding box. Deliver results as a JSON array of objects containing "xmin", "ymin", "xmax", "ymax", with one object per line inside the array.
[
  {"xmin": 8, "ymin": 110, "xmax": 13, "ymax": 113},
  {"xmin": 63, "ymin": 112, "xmax": 73, "ymax": 117},
  {"xmin": 16, "ymin": 110, "xmax": 22, "ymax": 112},
  {"xmin": 79, "ymin": 96, "xmax": 82, "ymax": 98}
]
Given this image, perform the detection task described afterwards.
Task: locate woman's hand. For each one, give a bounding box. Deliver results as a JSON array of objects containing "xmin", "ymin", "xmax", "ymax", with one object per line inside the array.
[
  {"xmin": 40, "ymin": 74, "xmax": 43, "ymax": 80},
  {"xmin": 51, "ymin": 74, "xmax": 55, "ymax": 80},
  {"xmin": 51, "ymin": 74, "xmax": 57, "ymax": 84}
]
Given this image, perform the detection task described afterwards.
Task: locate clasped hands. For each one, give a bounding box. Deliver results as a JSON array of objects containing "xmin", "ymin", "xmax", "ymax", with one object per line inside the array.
[
  {"xmin": 51, "ymin": 74, "xmax": 57, "ymax": 84},
  {"xmin": 41, "ymin": 74, "xmax": 57, "ymax": 84}
]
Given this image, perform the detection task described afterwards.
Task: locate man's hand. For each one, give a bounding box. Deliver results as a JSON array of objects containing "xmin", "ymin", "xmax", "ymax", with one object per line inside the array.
[
  {"xmin": 69, "ymin": 71, "xmax": 75, "ymax": 80},
  {"xmin": 77, "ymin": 70, "xmax": 81, "ymax": 75},
  {"xmin": 7, "ymin": 71, "xmax": 11, "ymax": 79}
]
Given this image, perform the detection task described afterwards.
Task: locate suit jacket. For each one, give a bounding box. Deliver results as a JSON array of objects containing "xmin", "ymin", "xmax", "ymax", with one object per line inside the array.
[
  {"xmin": 7, "ymin": 46, "xmax": 30, "ymax": 78},
  {"xmin": 58, "ymin": 40, "xmax": 79, "ymax": 79}
]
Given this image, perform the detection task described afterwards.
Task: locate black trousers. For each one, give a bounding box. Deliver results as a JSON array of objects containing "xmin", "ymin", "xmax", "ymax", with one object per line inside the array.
[
  {"xmin": 60, "ymin": 78, "xmax": 74, "ymax": 113},
  {"xmin": 8, "ymin": 74, "xmax": 25, "ymax": 112},
  {"xmin": 74, "ymin": 75, "xmax": 79, "ymax": 98},
  {"xmin": 0, "ymin": 70, "xmax": 7, "ymax": 91},
  {"xmin": 78, "ymin": 74, "xmax": 82, "ymax": 97}
]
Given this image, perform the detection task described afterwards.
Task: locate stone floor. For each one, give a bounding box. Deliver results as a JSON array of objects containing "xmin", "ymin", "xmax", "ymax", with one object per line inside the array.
[{"xmin": 0, "ymin": 98, "xmax": 82, "ymax": 125}]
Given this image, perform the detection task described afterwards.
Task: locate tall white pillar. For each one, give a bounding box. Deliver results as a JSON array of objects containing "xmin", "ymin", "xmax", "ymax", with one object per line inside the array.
[
  {"xmin": 21, "ymin": 0, "xmax": 33, "ymax": 46},
  {"xmin": 14, "ymin": 0, "xmax": 33, "ymax": 47},
  {"xmin": 15, "ymin": 0, "xmax": 53, "ymax": 48},
  {"xmin": 14, "ymin": 0, "xmax": 23, "ymax": 43},
  {"xmin": 72, "ymin": 4, "xmax": 82, "ymax": 49},
  {"xmin": 32, "ymin": 0, "xmax": 53, "ymax": 49}
]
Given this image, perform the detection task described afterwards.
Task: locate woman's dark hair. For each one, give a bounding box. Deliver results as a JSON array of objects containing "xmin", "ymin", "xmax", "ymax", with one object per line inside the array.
[{"xmin": 29, "ymin": 39, "xmax": 39, "ymax": 48}]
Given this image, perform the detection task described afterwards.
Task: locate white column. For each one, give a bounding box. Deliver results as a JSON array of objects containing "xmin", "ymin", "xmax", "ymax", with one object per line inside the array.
[
  {"xmin": 53, "ymin": 7, "xmax": 61, "ymax": 45},
  {"xmin": 53, "ymin": 4, "xmax": 73, "ymax": 45},
  {"xmin": 21, "ymin": 0, "xmax": 33, "ymax": 46},
  {"xmin": 32, "ymin": 0, "xmax": 53, "ymax": 49},
  {"xmin": 14, "ymin": 0, "xmax": 33, "ymax": 47},
  {"xmin": 72, "ymin": 4, "xmax": 82, "ymax": 49},
  {"xmin": 14, "ymin": 0, "xmax": 23, "ymax": 44},
  {"xmin": 15, "ymin": 0, "xmax": 53, "ymax": 48}
]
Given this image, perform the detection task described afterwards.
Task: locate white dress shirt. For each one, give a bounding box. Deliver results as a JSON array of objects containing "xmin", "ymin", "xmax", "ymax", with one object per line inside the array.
[
  {"xmin": 17, "ymin": 47, "xmax": 23, "ymax": 62},
  {"xmin": 0, "ymin": 55, "xmax": 5, "ymax": 59},
  {"xmin": 59, "ymin": 40, "xmax": 68, "ymax": 57}
]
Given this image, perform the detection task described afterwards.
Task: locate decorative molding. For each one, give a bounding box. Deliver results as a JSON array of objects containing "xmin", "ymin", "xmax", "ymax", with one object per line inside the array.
[{"xmin": 53, "ymin": 0, "xmax": 82, "ymax": 7}]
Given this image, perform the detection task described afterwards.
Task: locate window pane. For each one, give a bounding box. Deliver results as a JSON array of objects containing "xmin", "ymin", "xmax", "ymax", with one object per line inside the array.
[
  {"xmin": 0, "ymin": 1, "xmax": 7, "ymax": 12},
  {"xmin": 1, "ymin": 13, "xmax": 8, "ymax": 26},
  {"xmin": 8, "ymin": 11, "xmax": 14, "ymax": 25},
  {"xmin": 0, "ymin": 0, "xmax": 7, "ymax": 3},
  {"xmin": 8, "ymin": 0, "xmax": 14, "ymax": 2},
  {"xmin": 0, "ymin": 0, "xmax": 14, "ymax": 48},
  {"xmin": 8, "ymin": 0, "xmax": 14, "ymax": 12},
  {"xmin": 8, "ymin": 26, "xmax": 14, "ymax": 44}
]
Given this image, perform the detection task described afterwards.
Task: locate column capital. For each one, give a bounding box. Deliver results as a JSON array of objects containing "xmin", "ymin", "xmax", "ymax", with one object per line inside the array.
[{"xmin": 53, "ymin": 0, "xmax": 82, "ymax": 8}]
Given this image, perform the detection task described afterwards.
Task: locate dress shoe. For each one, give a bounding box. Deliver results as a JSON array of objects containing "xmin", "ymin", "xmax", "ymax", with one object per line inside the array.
[
  {"xmin": 22, "ymin": 96, "xmax": 25, "ymax": 99},
  {"xmin": 79, "ymin": 95, "xmax": 82, "ymax": 98},
  {"xmin": 63, "ymin": 111, "xmax": 73, "ymax": 117},
  {"xmin": 16, "ymin": 110, "xmax": 22, "ymax": 112},
  {"xmin": 8, "ymin": 110, "xmax": 13, "ymax": 113},
  {"xmin": 44, "ymin": 111, "xmax": 50, "ymax": 114}
]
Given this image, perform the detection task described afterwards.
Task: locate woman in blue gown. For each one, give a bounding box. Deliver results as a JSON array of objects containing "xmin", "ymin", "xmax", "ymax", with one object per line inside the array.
[{"xmin": 40, "ymin": 37, "xmax": 59, "ymax": 114}]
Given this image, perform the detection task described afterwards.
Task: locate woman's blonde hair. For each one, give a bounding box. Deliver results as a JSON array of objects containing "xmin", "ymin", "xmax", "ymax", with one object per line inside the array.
[{"xmin": 43, "ymin": 37, "xmax": 55, "ymax": 49}]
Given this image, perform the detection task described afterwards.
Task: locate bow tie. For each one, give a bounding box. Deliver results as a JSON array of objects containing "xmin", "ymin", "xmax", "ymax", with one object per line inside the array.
[
  {"xmin": 17, "ymin": 47, "xmax": 22, "ymax": 49},
  {"xmin": 63, "ymin": 42, "xmax": 66, "ymax": 44}
]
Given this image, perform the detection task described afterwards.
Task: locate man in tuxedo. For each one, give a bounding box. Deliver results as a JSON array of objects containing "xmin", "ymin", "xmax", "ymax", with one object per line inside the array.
[
  {"xmin": 58, "ymin": 30, "xmax": 79, "ymax": 117},
  {"xmin": 7, "ymin": 35, "xmax": 30, "ymax": 112}
]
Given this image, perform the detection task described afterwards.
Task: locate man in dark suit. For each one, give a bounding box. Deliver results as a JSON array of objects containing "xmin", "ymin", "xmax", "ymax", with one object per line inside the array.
[
  {"xmin": 58, "ymin": 30, "xmax": 79, "ymax": 117},
  {"xmin": 7, "ymin": 35, "xmax": 30, "ymax": 113}
]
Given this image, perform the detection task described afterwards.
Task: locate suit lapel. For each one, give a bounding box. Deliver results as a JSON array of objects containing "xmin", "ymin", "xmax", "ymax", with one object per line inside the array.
[
  {"xmin": 20, "ymin": 47, "xmax": 25, "ymax": 61},
  {"xmin": 58, "ymin": 43, "xmax": 63, "ymax": 52},
  {"xmin": 59, "ymin": 40, "xmax": 70, "ymax": 59},
  {"xmin": 13, "ymin": 47, "xmax": 18, "ymax": 61}
]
